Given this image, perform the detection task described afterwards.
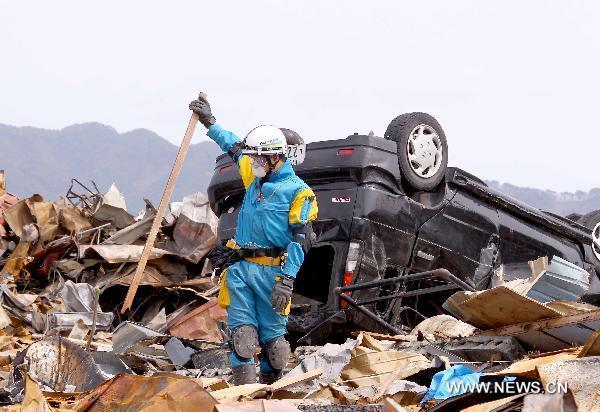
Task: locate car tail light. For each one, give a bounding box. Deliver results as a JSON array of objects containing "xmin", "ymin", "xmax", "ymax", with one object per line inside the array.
[
  {"xmin": 341, "ymin": 271, "xmax": 353, "ymax": 309},
  {"xmin": 219, "ymin": 165, "xmax": 234, "ymax": 173},
  {"xmin": 341, "ymin": 241, "xmax": 362, "ymax": 309},
  {"xmin": 337, "ymin": 148, "xmax": 354, "ymax": 156}
]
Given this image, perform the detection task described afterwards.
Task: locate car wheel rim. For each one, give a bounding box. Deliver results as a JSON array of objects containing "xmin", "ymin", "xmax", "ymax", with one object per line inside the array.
[
  {"xmin": 593, "ymin": 222, "xmax": 600, "ymax": 262},
  {"xmin": 406, "ymin": 124, "xmax": 443, "ymax": 179}
]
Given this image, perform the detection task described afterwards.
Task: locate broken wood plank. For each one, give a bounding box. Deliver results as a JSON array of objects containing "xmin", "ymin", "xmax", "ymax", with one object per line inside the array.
[
  {"xmin": 195, "ymin": 377, "xmax": 229, "ymax": 391},
  {"xmin": 269, "ymin": 368, "xmax": 324, "ymax": 391},
  {"xmin": 210, "ymin": 383, "xmax": 269, "ymax": 402},
  {"xmin": 456, "ymin": 285, "xmax": 562, "ymax": 329},
  {"xmin": 353, "ymin": 331, "xmax": 412, "ymax": 342},
  {"xmin": 462, "ymin": 394, "xmax": 525, "ymax": 412},
  {"xmin": 121, "ymin": 93, "xmax": 204, "ymax": 313},
  {"xmin": 496, "ymin": 349, "xmax": 580, "ymax": 379},
  {"xmin": 215, "ymin": 400, "xmax": 301, "ymax": 412},
  {"xmin": 383, "ymin": 397, "xmax": 407, "ymax": 412},
  {"xmin": 478, "ymin": 309, "xmax": 600, "ymax": 337},
  {"xmin": 528, "ymin": 346, "xmax": 583, "ymax": 358},
  {"xmin": 578, "ymin": 327, "xmax": 600, "ymax": 357}
]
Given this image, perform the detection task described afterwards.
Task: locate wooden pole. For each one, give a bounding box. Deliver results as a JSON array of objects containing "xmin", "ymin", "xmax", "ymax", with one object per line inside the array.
[{"xmin": 121, "ymin": 93, "xmax": 204, "ymax": 313}]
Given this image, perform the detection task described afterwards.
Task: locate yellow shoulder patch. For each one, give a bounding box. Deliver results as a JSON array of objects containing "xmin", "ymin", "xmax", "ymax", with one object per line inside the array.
[
  {"xmin": 238, "ymin": 155, "xmax": 255, "ymax": 190},
  {"xmin": 289, "ymin": 188, "xmax": 318, "ymax": 225}
]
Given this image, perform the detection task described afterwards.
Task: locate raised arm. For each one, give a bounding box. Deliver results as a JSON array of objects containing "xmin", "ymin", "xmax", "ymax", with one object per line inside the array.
[
  {"xmin": 190, "ymin": 97, "xmax": 254, "ymax": 189},
  {"xmin": 206, "ymin": 125, "xmax": 254, "ymax": 189}
]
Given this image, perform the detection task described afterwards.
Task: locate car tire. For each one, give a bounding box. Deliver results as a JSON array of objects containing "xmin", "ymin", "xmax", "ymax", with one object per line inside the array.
[{"xmin": 384, "ymin": 112, "xmax": 448, "ymax": 191}]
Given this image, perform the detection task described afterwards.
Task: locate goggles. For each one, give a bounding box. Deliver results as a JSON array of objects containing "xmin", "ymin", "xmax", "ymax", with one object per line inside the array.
[{"xmin": 249, "ymin": 154, "xmax": 269, "ymax": 166}]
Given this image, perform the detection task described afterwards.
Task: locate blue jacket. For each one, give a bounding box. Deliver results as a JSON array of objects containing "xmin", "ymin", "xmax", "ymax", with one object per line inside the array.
[{"xmin": 207, "ymin": 124, "xmax": 318, "ymax": 278}]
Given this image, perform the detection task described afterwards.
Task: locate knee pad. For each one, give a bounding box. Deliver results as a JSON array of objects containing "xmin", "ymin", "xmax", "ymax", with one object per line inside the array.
[
  {"xmin": 231, "ymin": 325, "xmax": 258, "ymax": 362},
  {"xmin": 263, "ymin": 336, "xmax": 291, "ymax": 370}
]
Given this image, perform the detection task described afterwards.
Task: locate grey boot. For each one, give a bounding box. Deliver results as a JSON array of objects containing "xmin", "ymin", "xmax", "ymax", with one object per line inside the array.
[
  {"xmin": 259, "ymin": 369, "xmax": 282, "ymax": 384},
  {"xmin": 231, "ymin": 364, "xmax": 257, "ymax": 385}
]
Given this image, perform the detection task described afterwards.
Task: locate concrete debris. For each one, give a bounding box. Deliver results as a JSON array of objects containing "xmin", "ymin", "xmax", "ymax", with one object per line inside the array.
[
  {"xmin": 521, "ymin": 392, "xmax": 578, "ymax": 412},
  {"xmin": 537, "ymin": 356, "xmax": 600, "ymax": 411},
  {"xmin": 1, "ymin": 172, "xmax": 600, "ymax": 410},
  {"xmin": 401, "ymin": 335, "xmax": 526, "ymax": 363}
]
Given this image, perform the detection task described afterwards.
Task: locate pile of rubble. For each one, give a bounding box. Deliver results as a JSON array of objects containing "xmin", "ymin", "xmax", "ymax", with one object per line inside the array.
[{"xmin": 1, "ymin": 171, "xmax": 600, "ymax": 411}]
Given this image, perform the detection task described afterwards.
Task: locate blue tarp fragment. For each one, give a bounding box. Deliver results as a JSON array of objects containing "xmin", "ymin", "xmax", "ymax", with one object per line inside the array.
[
  {"xmin": 421, "ymin": 365, "xmax": 518, "ymax": 404},
  {"xmin": 421, "ymin": 365, "xmax": 482, "ymax": 403}
]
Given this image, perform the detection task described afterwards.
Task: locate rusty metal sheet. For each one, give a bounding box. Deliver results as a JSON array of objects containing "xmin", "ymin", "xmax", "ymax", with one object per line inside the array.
[
  {"xmin": 0, "ymin": 241, "xmax": 31, "ymax": 280},
  {"xmin": 2, "ymin": 197, "xmax": 40, "ymax": 237},
  {"xmin": 168, "ymin": 298, "xmax": 227, "ymax": 342},
  {"xmin": 108, "ymin": 264, "xmax": 180, "ymax": 287},
  {"xmin": 72, "ymin": 373, "xmax": 217, "ymax": 411},
  {"xmin": 93, "ymin": 204, "xmax": 135, "ymax": 230},
  {"xmin": 0, "ymin": 191, "xmax": 19, "ymax": 237},
  {"xmin": 59, "ymin": 205, "xmax": 92, "ymax": 233},
  {"xmin": 103, "ymin": 212, "xmax": 154, "ymax": 245},
  {"xmin": 30, "ymin": 201, "xmax": 64, "ymax": 244},
  {"xmin": 159, "ymin": 214, "xmax": 216, "ymax": 264}
]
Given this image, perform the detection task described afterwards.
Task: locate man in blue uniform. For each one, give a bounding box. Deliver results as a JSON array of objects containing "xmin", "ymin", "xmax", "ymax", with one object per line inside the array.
[{"xmin": 189, "ymin": 96, "xmax": 318, "ymax": 385}]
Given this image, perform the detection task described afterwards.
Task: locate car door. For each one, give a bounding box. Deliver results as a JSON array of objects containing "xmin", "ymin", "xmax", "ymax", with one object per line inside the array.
[{"xmin": 410, "ymin": 190, "xmax": 501, "ymax": 290}]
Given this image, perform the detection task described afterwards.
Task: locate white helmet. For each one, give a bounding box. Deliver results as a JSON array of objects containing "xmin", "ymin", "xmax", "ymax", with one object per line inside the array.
[{"xmin": 242, "ymin": 125, "xmax": 287, "ymax": 156}]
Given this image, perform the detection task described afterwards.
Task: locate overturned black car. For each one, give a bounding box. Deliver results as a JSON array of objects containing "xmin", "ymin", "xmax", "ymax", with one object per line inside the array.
[{"xmin": 208, "ymin": 113, "xmax": 600, "ymax": 343}]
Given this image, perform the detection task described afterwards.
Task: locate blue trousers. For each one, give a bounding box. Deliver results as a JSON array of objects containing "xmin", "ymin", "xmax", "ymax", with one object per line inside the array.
[{"xmin": 225, "ymin": 260, "xmax": 288, "ymax": 371}]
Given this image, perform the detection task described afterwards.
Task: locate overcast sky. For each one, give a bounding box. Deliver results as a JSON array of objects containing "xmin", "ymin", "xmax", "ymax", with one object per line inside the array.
[{"xmin": 1, "ymin": 1, "xmax": 598, "ymax": 192}]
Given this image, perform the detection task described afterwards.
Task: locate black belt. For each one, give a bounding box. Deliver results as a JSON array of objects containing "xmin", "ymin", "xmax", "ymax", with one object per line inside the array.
[{"xmin": 238, "ymin": 247, "xmax": 284, "ymax": 258}]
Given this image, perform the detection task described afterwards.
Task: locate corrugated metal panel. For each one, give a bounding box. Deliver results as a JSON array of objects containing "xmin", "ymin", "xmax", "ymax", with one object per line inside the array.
[{"xmin": 527, "ymin": 256, "xmax": 590, "ymax": 303}]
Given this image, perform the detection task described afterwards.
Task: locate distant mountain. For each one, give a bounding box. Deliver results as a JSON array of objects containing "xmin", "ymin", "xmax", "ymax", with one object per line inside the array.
[
  {"xmin": 485, "ymin": 181, "xmax": 600, "ymax": 217},
  {"xmin": 1, "ymin": 122, "xmax": 599, "ymax": 217},
  {"xmin": 0, "ymin": 122, "xmax": 221, "ymax": 211}
]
